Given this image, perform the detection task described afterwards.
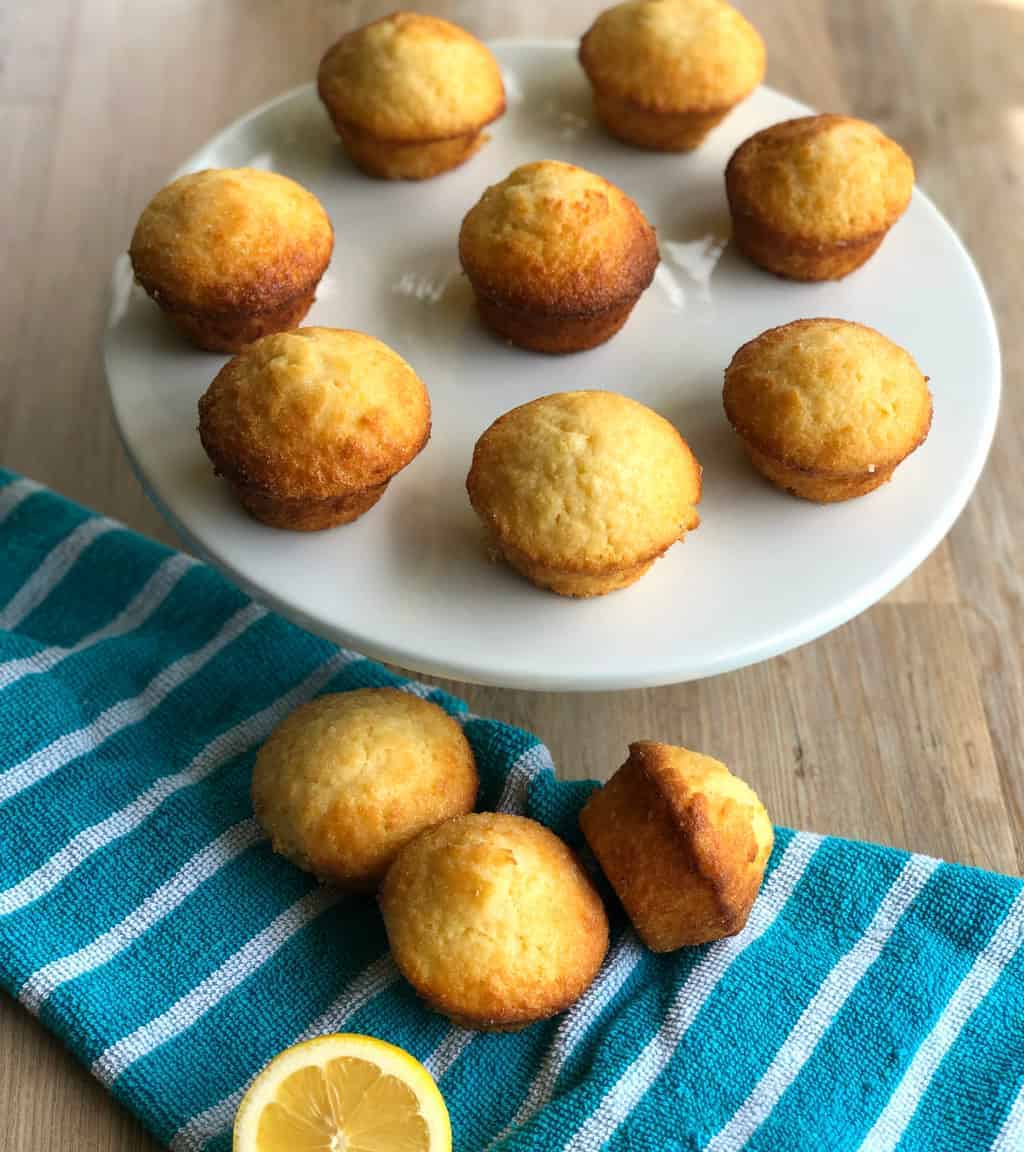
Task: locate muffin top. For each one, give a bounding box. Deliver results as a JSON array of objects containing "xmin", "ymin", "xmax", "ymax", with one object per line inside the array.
[
  {"xmin": 198, "ymin": 328, "xmax": 431, "ymax": 499},
  {"xmin": 579, "ymin": 0, "xmax": 765, "ymax": 113},
  {"xmin": 724, "ymin": 319, "xmax": 932, "ymax": 474},
  {"xmin": 252, "ymin": 689, "xmax": 476, "ymax": 886},
  {"xmin": 468, "ymin": 391, "xmax": 701, "ymax": 574},
  {"xmin": 459, "ymin": 161, "xmax": 659, "ymax": 314},
  {"xmin": 726, "ymin": 115, "xmax": 915, "ymax": 242},
  {"xmin": 317, "ymin": 12, "xmax": 505, "ymax": 142},
  {"xmin": 129, "ymin": 168, "xmax": 333, "ymax": 314},
  {"xmin": 379, "ymin": 813, "xmax": 608, "ymax": 1026}
]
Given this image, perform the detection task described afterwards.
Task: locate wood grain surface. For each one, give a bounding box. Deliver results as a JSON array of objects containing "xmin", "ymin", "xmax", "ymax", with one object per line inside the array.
[{"xmin": 1, "ymin": 2, "xmax": 1022, "ymax": 1149}]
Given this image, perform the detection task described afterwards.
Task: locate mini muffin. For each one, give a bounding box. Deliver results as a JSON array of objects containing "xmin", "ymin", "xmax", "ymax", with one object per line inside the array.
[
  {"xmin": 380, "ymin": 813, "xmax": 608, "ymax": 1029},
  {"xmin": 467, "ymin": 391, "xmax": 701, "ymax": 597},
  {"xmin": 129, "ymin": 168, "xmax": 333, "ymax": 352},
  {"xmin": 458, "ymin": 161, "xmax": 659, "ymax": 353},
  {"xmin": 252, "ymin": 689, "xmax": 477, "ymax": 889},
  {"xmin": 579, "ymin": 0, "xmax": 765, "ymax": 151},
  {"xmin": 198, "ymin": 327, "xmax": 430, "ymax": 530},
  {"xmin": 726, "ymin": 115, "xmax": 915, "ymax": 280},
  {"xmin": 723, "ymin": 319, "xmax": 932, "ymax": 502},
  {"xmin": 580, "ymin": 742, "xmax": 773, "ymax": 951},
  {"xmin": 317, "ymin": 12, "xmax": 505, "ymax": 180}
]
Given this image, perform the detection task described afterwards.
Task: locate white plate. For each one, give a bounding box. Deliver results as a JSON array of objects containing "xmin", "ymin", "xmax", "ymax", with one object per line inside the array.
[{"xmin": 106, "ymin": 40, "xmax": 1000, "ymax": 691}]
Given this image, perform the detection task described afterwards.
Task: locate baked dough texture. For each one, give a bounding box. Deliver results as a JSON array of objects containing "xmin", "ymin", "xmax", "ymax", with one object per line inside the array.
[
  {"xmin": 723, "ymin": 318, "xmax": 932, "ymax": 502},
  {"xmin": 458, "ymin": 160, "xmax": 659, "ymax": 352},
  {"xmin": 129, "ymin": 167, "xmax": 333, "ymax": 351},
  {"xmin": 579, "ymin": 0, "xmax": 765, "ymax": 150},
  {"xmin": 580, "ymin": 741, "xmax": 774, "ymax": 951},
  {"xmin": 318, "ymin": 12, "xmax": 505, "ymax": 179},
  {"xmin": 467, "ymin": 390, "xmax": 701, "ymax": 596},
  {"xmin": 379, "ymin": 813, "xmax": 609, "ymax": 1029},
  {"xmin": 198, "ymin": 327, "xmax": 430, "ymax": 530},
  {"xmin": 726, "ymin": 115, "xmax": 914, "ymax": 280},
  {"xmin": 252, "ymin": 689, "xmax": 477, "ymax": 889}
]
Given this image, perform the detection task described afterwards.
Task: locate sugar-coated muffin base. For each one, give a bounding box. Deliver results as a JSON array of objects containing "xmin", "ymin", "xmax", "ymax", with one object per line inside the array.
[
  {"xmin": 165, "ymin": 289, "xmax": 317, "ymax": 353},
  {"xmin": 591, "ymin": 90, "xmax": 732, "ymax": 151},
  {"xmin": 475, "ymin": 293, "xmax": 640, "ymax": 354},
  {"xmin": 729, "ymin": 211, "xmax": 887, "ymax": 281},
  {"xmin": 741, "ymin": 443, "xmax": 897, "ymax": 503},
  {"xmin": 333, "ymin": 122, "xmax": 488, "ymax": 180},
  {"xmin": 229, "ymin": 479, "xmax": 389, "ymax": 530}
]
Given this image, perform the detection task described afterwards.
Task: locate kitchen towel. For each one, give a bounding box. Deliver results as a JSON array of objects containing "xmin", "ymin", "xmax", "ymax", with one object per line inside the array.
[{"xmin": 0, "ymin": 468, "xmax": 1022, "ymax": 1152}]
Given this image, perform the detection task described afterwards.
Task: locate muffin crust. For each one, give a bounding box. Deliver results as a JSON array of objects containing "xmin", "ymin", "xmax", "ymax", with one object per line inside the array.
[
  {"xmin": 580, "ymin": 741, "xmax": 774, "ymax": 951},
  {"xmin": 467, "ymin": 391, "xmax": 701, "ymax": 596},
  {"xmin": 318, "ymin": 12, "xmax": 505, "ymax": 180},
  {"xmin": 379, "ymin": 813, "xmax": 609, "ymax": 1029},
  {"xmin": 129, "ymin": 168, "xmax": 333, "ymax": 351},
  {"xmin": 252, "ymin": 689, "xmax": 477, "ymax": 889},
  {"xmin": 726, "ymin": 115, "xmax": 915, "ymax": 280},
  {"xmin": 459, "ymin": 161, "xmax": 659, "ymax": 352},
  {"xmin": 723, "ymin": 318, "xmax": 932, "ymax": 501},
  {"xmin": 198, "ymin": 327, "xmax": 430, "ymax": 529}
]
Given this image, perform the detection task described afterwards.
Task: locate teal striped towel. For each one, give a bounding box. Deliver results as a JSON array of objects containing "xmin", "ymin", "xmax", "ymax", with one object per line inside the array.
[{"xmin": 1, "ymin": 467, "xmax": 1023, "ymax": 1152}]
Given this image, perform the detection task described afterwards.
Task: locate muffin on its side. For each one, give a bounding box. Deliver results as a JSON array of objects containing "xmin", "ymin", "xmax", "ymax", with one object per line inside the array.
[
  {"xmin": 467, "ymin": 391, "xmax": 701, "ymax": 597},
  {"xmin": 459, "ymin": 161, "xmax": 659, "ymax": 353},
  {"xmin": 317, "ymin": 12, "xmax": 505, "ymax": 180},
  {"xmin": 129, "ymin": 168, "xmax": 333, "ymax": 352},
  {"xmin": 723, "ymin": 319, "xmax": 932, "ymax": 502},
  {"xmin": 252, "ymin": 689, "xmax": 477, "ymax": 889},
  {"xmin": 579, "ymin": 0, "xmax": 765, "ymax": 151},
  {"xmin": 380, "ymin": 813, "xmax": 609, "ymax": 1030},
  {"xmin": 580, "ymin": 741, "xmax": 773, "ymax": 951},
  {"xmin": 726, "ymin": 115, "xmax": 915, "ymax": 280},
  {"xmin": 198, "ymin": 327, "xmax": 430, "ymax": 530}
]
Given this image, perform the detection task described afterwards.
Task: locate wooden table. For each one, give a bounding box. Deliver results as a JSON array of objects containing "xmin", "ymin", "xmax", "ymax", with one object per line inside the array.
[{"xmin": 1, "ymin": 1, "xmax": 1021, "ymax": 1147}]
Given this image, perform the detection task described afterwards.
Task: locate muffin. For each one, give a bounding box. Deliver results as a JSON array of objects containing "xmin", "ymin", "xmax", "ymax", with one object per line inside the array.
[
  {"xmin": 129, "ymin": 168, "xmax": 333, "ymax": 352},
  {"xmin": 379, "ymin": 813, "xmax": 608, "ymax": 1029},
  {"xmin": 467, "ymin": 391, "xmax": 701, "ymax": 597},
  {"xmin": 723, "ymin": 319, "xmax": 932, "ymax": 502},
  {"xmin": 580, "ymin": 742, "xmax": 773, "ymax": 951},
  {"xmin": 726, "ymin": 115, "xmax": 915, "ymax": 280},
  {"xmin": 198, "ymin": 327, "xmax": 430, "ymax": 530},
  {"xmin": 252, "ymin": 689, "xmax": 477, "ymax": 889},
  {"xmin": 317, "ymin": 12, "xmax": 505, "ymax": 180},
  {"xmin": 458, "ymin": 161, "xmax": 659, "ymax": 353},
  {"xmin": 579, "ymin": 0, "xmax": 765, "ymax": 151}
]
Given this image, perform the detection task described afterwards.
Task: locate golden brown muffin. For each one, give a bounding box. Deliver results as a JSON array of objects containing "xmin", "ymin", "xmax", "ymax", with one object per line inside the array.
[
  {"xmin": 580, "ymin": 741, "xmax": 773, "ymax": 951},
  {"xmin": 379, "ymin": 813, "xmax": 608, "ymax": 1029},
  {"xmin": 458, "ymin": 161, "xmax": 659, "ymax": 353},
  {"xmin": 198, "ymin": 327, "xmax": 430, "ymax": 530},
  {"xmin": 129, "ymin": 168, "xmax": 333, "ymax": 352},
  {"xmin": 317, "ymin": 12, "xmax": 505, "ymax": 180},
  {"xmin": 579, "ymin": 0, "xmax": 765, "ymax": 151},
  {"xmin": 723, "ymin": 318, "xmax": 932, "ymax": 502},
  {"xmin": 252, "ymin": 689, "xmax": 477, "ymax": 889},
  {"xmin": 726, "ymin": 115, "xmax": 915, "ymax": 280},
  {"xmin": 467, "ymin": 391, "xmax": 701, "ymax": 597}
]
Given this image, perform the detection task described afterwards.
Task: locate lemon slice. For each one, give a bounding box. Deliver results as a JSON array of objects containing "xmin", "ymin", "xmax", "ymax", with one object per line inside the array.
[{"xmin": 234, "ymin": 1034, "xmax": 451, "ymax": 1152}]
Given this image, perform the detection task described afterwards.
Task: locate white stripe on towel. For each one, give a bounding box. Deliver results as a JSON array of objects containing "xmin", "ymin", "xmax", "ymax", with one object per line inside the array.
[
  {"xmin": 0, "ymin": 651, "xmax": 354, "ymax": 916},
  {"xmin": 990, "ymin": 1079, "xmax": 1024, "ymax": 1152},
  {"xmin": 0, "ymin": 552, "xmax": 196, "ymax": 693},
  {"xmin": 0, "ymin": 476, "xmax": 42, "ymax": 525},
  {"xmin": 564, "ymin": 832, "xmax": 823, "ymax": 1152},
  {"xmin": 857, "ymin": 887, "xmax": 1024, "ymax": 1152},
  {"xmin": 92, "ymin": 886, "xmax": 341, "ymax": 1086},
  {"xmin": 0, "ymin": 516, "xmax": 115, "ymax": 631},
  {"xmin": 19, "ymin": 819, "xmax": 263, "ymax": 1014},
  {"xmin": 169, "ymin": 954, "xmax": 400, "ymax": 1152},
  {"xmin": 705, "ymin": 854, "xmax": 939, "ymax": 1152},
  {"xmin": 0, "ymin": 601, "xmax": 266, "ymax": 807}
]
